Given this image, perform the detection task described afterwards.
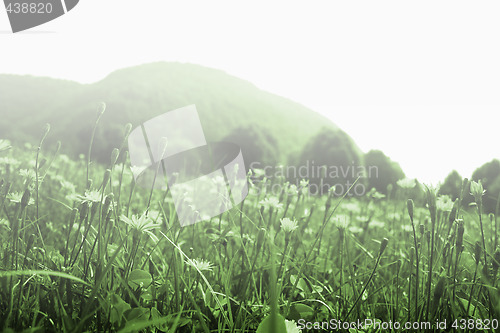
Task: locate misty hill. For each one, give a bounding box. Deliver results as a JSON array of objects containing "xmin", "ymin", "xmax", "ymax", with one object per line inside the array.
[{"xmin": 0, "ymin": 62, "xmax": 344, "ymax": 166}]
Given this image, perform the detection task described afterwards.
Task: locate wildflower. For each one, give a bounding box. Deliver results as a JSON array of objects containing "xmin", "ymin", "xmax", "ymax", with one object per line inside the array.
[
  {"xmin": 252, "ymin": 168, "xmax": 266, "ymax": 177},
  {"xmin": 285, "ymin": 319, "xmax": 302, "ymax": 333},
  {"xmin": 0, "ymin": 139, "xmax": 11, "ymax": 152},
  {"xmin": 287, "ymin": 184, "xmax": 298, "ymax": 196},
  {"xmin": 19, "ymin": 169, "xmax": 36, "ymax": 180},
  {"xmin": 436, "ymin": 195, "xmax": 454, "ymax": 212},
  {"xmin": 370, "ymin": 220, "xmax": 386, "ymax": 229},
  {"xmin": 121, "ymin": 213, "xmax": 160, "ymax": 242},
  {"xmin": 397, "ymin": 178, "xmax": 416, "ymax": 189},
  {"xmin": 335, "ymin": 215, "xmax": 349, "ymax": 230},
  {"xmin": 370, "ymin": 190, "xmax": 386, "ymax": 200},
  {"xmin": 113, "ymin": 163, "xmax": 125, "ymax": 173},
  {"xmin": 239, "ymin": 233, "xmax": 253, "ymax": 245},
  {"xmin": 148, "ymin": 210, "xmax": 161, "ymax": 222},
  {"xmin": 60, "ymin": 180, "xmax": 76, "ymax": 194},
  {"xmin": 328, "ymin": 185, "xmax": 337, "ymax": 195},
  {"xmin": 186, "ymin": 258, "xmax": 214, "ymax": 272},
  {"xmin": 388, "ymin": 212, "xmax": 401, "ymax": 220},
  {"xmin": 7, "ymin": 192, "xmax": 34, "ymax": 206},
  {"xmin": 58, "ymin": 154, "xmax": 71, "ymax": 164},
  {"xmin": 349, "ymin": 226, "xmax": 363, "ymax": 234},
  {"xmin": 304, "ymin": 227, "xmax": 314, "ymax": 235},
  {"xmin": 76, "ymin": 190, "xmax": 103, "ymax": 203},
  {"xmin": 0, "ymin": 218, "xmax": 9, "ymax": 230},
  {"xmin": 401, "ymin": 224, "xmax": 413, "ymax": 232},
  {"xmin": 0, "ymin": 157, "xmax": 20, "ymax": 167},
  {"xmin": 130, "ymin": 165, "xmax": 147, "ymax": 178},
  {"xmin": 210, "ymin": 175, "xmax": 228, "ymax": 193},
  {"xmin": 470, "ymin": 180, "xmax": 485, "ymax": 201},
  {"xmin": 259, "ymin": 197, "xmax": 283, "ymax": 211},
  {"xmin": 280, "ymin": 217, "xmax": 298, "ymax": 233},
  {"xmin": 299, "ymin": 179, "xmax": 309, "ymax": 195}
]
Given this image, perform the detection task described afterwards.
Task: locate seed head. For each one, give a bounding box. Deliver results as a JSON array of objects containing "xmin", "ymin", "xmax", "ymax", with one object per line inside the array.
[
  {"xmin": 70, "ymin": 207, "xmax": 78, "ymax": 224},
  {"xmin": 256, "ymin": 228, "xmax": 266, "ymax": 252},
  {"xmin": 456, "ymin": 220, "xmax": 464, "ymax": 250},
  {"xmin": 449, "ymin": 203, "xmax": 458, "ymax": 225},
  {"xmin": 97, "ymin": 102, "xmax": 106, "ymax": 117},
  {"xmin": 432, "ymin": 277, "xmax": 446, "ymax": 303},
  {"xmin": 407, "ymin": 199, "xmax": 414, "ymax": 221},
  {"xmin": 443, "ymin": 242, "xmax": 450, "ymax": 261},
  {"xmin": 379, "ymin": 238, "xmax": 389, "ymax": 255},
  {"xmin": 20, "ymin": 188, "xmax": 31, "ymax": 209},
  {"xmin": 493, "ymin": 251, "xmax": 500, "ymax": 273},
  {"xmin": 43, "ymin": 123, "xmax": 51, "ymax": 137},
  {"xmin": 102, "ymin": 169, "xmax": 111, "ymax": 187},
  {"xmin": 79, "ymin": 201, "xmax": 89, "ymax": 222},
  {"xmin": 102, "ymin": 194, "xmax": 114, "ymax": 219},
  {"xmin": 124, "ymin": 123, "xmax": 133, "ymax": 137},
  {"xmin": 474, "ymin": 241, "xmax": 482, "ymax": 266},
  {"xmin": 387, "ymin": 183, "xmax": 393, "ymax": 196},
  {"xmin": 426, "ymin": 186, "xmax": 437, "ymax": 225},
  {"xmin": 7, "ymin": 191, "xmax": 33, "ymax": 206},
  {"xmin": 110, "ymin": 148, "xmax": 120, "ymax": 167}
]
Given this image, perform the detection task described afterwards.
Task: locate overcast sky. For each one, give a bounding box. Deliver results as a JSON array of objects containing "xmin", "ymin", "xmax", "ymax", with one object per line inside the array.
[{"xmin": 1, "ymin": 1, "xmax": 500, "ymax": 184}]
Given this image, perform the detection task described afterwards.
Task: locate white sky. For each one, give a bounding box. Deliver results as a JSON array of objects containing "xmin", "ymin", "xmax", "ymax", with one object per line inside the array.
[{"xmin": 1, "ymin": 1, "xmax": 500, "ymax": 184}]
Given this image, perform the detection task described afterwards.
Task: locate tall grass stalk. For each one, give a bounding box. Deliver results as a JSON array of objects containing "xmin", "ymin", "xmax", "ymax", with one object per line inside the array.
[
  {"xmin": 86, "ymin": 103, "xmax": 106, "ymax": 189},
  {"xmin": 344, "ymin": 238, "xmax": 388, "ymax": 320},
  {"xmin": 467, "ymin": 242, "xmax": 482, "ymax": 316},
  {"xmin": 425, "ymin": 187, "xmax": 437, "ymax": 322},
  {"xmin": 35, "ymin": 124, "xmax": 50, "ymax": 223},
  {"xmin": 286, "ymin": 177, "xmax": 359, "ymax": 315},
  {"xmin": 407, "ymin": 199, "xmax": 419, "ymax": 321}
]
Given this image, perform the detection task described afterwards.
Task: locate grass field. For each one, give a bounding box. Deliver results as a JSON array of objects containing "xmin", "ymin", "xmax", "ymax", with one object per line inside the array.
[{"xmin": 0, "ymin": 123, "xmax": 499, "ymax": 333}]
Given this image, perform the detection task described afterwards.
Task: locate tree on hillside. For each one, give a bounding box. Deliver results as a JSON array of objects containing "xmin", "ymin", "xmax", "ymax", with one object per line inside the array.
[
  {"xmin": 439, "ymin": 170, "xmax": 463, "ymax": 200},
  {"xmin": 364, "ymin": 150, "xmax": 405, "ymax": 194},
  {"xmin": 291, "ymin": 127, "xmax": 363, "ymax": 195},
  {"xmin": 470, "ymin": 159, "xmax": 500, "ymax": 213},
  {"xmin": 221, "ymin": 125, "xmax": 281, "ymax": 170}
]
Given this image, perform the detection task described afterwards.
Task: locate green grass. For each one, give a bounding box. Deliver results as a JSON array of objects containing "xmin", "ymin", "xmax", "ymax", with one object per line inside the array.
[{"xmin": 0, "ymin": 127, "xmax": 500, "ymax": 333}]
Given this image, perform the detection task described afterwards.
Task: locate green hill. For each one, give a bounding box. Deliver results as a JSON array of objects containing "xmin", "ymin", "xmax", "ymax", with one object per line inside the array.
[{"xmin": 0, "ymin": 62, "xmax": 347, "ymax": 165}]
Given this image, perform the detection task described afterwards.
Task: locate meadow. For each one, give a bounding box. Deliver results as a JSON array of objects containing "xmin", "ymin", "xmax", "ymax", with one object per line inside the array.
[{"xmin": 0, "ymin": 122, "xmax": 499, "ymax": 333}]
